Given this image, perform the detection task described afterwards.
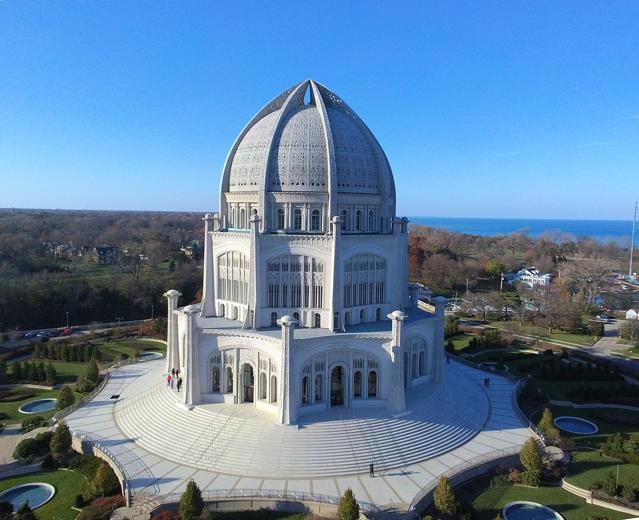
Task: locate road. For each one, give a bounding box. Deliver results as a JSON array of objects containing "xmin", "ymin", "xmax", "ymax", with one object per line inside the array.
[{"xmin": 585, "ymin": 320, "xmax": 639, "ymax": 374}]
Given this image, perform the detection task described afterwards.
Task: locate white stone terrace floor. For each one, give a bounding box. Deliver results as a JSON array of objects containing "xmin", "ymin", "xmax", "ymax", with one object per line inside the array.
[{"xmin": 65, "ymin": 359, "xmax": 530, "ymax": 513}]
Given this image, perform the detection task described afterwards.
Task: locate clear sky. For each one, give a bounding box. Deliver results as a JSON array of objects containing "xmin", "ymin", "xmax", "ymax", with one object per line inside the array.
[{"xmin": 1, "ymin": 1, "xmax": 638, "ymax": 219}]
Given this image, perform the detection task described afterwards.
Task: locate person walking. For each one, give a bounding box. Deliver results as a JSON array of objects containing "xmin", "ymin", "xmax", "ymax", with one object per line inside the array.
[
  {"xmin": 175, "ymin": 368, "xmax": 180, "ymax": 379},
  {"xmin": 177, "ymin": 377, "xmax": 183, "ymax": 392},
  {"xmin": 369, "ymin": 462, "xmax": 375, "ymax": 478},
  {"xmin": 171, "ymin": 367, "xmax": 176, "ymax": 378},
  {"xmin": 170, "ymin": 375, "xmax": 175, "ymax": 389},
  {"xmin": 166, "ymin": 373, "xmax": 172, "ymax": 387}
]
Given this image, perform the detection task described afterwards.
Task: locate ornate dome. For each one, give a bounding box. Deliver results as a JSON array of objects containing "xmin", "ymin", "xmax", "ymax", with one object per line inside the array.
[{"xmin": 219, "ymin": 80, "xmax": 396, "ymax": 231}]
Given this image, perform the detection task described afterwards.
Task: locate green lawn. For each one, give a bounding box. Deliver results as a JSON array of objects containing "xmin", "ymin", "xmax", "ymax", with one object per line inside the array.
[
  {"xmin": 0, "ymin": 468, "xmax": 87, "ymax": 519},
  {"xmin": 95, "ymin": 338, "xmax": 165, "ymax": 362},
  {"xmin": 0, "ymin": 387, "xmax": 84, "ymax": 425},
  {"xmin": 448, "ymin": 333, "xmax": 474, "ymax": 352},
  {"xmin": 567, "ymin": 450, "xmax": 639, "ymax": 491},
  {"xmin": 470, "ymin": 483, "xmax": 626, "ymax": 519},
  {"xmin": 612, "ymin": 347, "xmax": 639, "ymax": 359},
  {"xmin": 489, "ymin": 322, "xmax": 597, "ymax": 346}
]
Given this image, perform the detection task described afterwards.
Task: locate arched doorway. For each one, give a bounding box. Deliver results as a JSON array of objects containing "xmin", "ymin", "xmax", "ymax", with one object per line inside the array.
[
  {"xmin": 241, "ymin": 363, "xmax": 254, "ymax": 403},
  {"xmin": 330, "ymin": 366, "xmax": 346, "ymax": 407}
]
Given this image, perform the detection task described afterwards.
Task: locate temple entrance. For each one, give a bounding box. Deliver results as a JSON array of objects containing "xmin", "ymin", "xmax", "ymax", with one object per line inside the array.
[
  {"xmin": 241, "ymin": 363, "xmax": 254, "ymax": 403},
  {"xmin": 330, "ymin": 366, "xmax": 345, "ymax": 406}
]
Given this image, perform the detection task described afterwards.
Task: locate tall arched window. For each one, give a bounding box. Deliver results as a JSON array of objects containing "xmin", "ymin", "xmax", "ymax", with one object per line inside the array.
[
  {"xmin": 259, "ymin": 372, "xmax": 267, "ymax": 400},
  {"xmin": 266, "ymin": 255, "xmax": 324, "ymax": 309},
  {"xmin": 360, "ymin": 309, "xmax": 365, "ymax": 321},
  {"xmin": 419, "ymin": 351, "xmax": 425, "ymax": 376},
  {"xmin": 302, "ymin": 376, "xmax": 310, "ymax": 404},
  {"xmin": 355, "ymin": 210, "xmax": 362, "ymax": 231},
  {"xmin": 353, "ymin": 371, "xmax": 362, "ymax": 398},
  {"xmin": 294, "ymin": 209, "xmax": 302, "ymax": 230},
  {"xmin": 376, "ymin": 308, "xmax": 381, "ymax": 321},
  {"xmin": 226, "ymin": 366, "xmax": 233, "ymax": 393},
  {"xmin": 217, "ymin": 251, "xmax": 250, "ymax": 305},
  {"xmin": 343, "ymin": 254, "xmax": 386, "ymax": 308},
  {"xmin": 277, "ymin": 208, "xmax": 285, "ymax": 230},
  {"xmin": 368, "ymin": 371, "xmax": 377, "ymax": 398},
  {"xmin": 311, "ymin": 209, "xmax": 321, "ymax": 231},
  {"xmin": 240, "ymin": 208, "xmax": 246, "ymax": 229},
  {"xmin": 211, "ymin": 366, "xmax": 220, "ymax": 393},
  {"xmin": 314, "ymin": 313, "xmax": 321, "ymax": 328},
  {"xmin": 412, "ymin": 352, "xmax": 418, "ymax": 378},
  {"xmin": 315, "ymin": 374, "xmax": 323, "ymax": 402},
  {"xmin": 270, "ymin": 312, "xmax": 277, "ymax": 327},
  {"xmin": 368, "ymin": 210, "xmax": 375, "ymax": 231},
  {"xmin": 270, "ymin": 375, "xmax": 277, "ymax": 402},
  {"xmin": 345, "ymin": 312, "xmax": 351, "ymax": 325},
  {"xmin": 341, "ymin": 210, "xmax": 348, "ymax": 231}
]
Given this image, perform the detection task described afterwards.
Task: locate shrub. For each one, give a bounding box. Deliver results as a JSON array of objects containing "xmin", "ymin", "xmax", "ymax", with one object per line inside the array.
[
  {"xmin": 520, "ymin": 438, "xmax": 542, "ymax": 474},
  {"xmin": 86, "ymin": 462, "xmax": 121, "ymax": 499},
  {"xmin": 21, "ymin": 415, "xmax": 47, "ymax": 432},
  {"xmin": 57, "ymin": 385, "xmax": 75, "ymax": 410},
  {"xmin": 50, "ymin": 422, "xmax": 72, "ymax": 458},
  {"xmin": 13, "ymin": 431, "xmax": 52, "ymax": 459},
  {"xmin": 507, "ymin": 468, "xmax": 522, "ymax": 484},
  {"xmin": 14, "ymin": 502, "xmax": 38, "ymax": 520},
  {"xmin": 623, "ymin": 477, "xmax": 639, "ymax": 502},
  {"xmin": 179, "ymin": 480, "xmax": 204, "ymax": 520},
  {"xmin": 521, "ymin": 470, "xmax": 541, "ymax": 487},
  {"xmin": 337, "ymin": 488, "xmax": 359, "ymax": 520},
  {"xmin": 604, "ymin": 471, "xmax": 619, "ymax": 497},
  {"xmin": 41, "ymin": 454, "xmax": 57, "ymax": 470},
  {"xmin": 86, "ymin": 360, "xmax": 99, "ymax": 385},
  {"xmin": 151, "ymin": 512, "xmax": 181, "ymax": 520},
  {"xmin": 74, "ymin": 494, "xmax": 84, "ymax": 508},
  {"xmin": 433, "ymin": 476, "xmax": 458, "ymax": 516},
  {"xmin": 537, "ymin": 408, "xmax": 560, "ymax": 441},
  {"xmin": 77, "ymin": 495, "xmax": 125, "ymax": 520}
]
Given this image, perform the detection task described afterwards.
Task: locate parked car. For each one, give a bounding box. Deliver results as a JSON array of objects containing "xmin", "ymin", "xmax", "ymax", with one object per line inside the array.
[
  {"xmin": 24, "ymin": 332, "xmax": 38, "ymax": 339},
  {"xmin": 596, "ymin": 314, "xmax": 613, "ymax": 323},
  {"xmin": 60, "ymin": 327, "xmax": 74, "ymax": 336}
]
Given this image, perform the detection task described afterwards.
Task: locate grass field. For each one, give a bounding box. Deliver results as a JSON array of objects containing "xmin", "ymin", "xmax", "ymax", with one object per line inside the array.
[
  {"xmin": 448, "ymin": 333, "xmax": 474, "ymax": 351},
  {"xmin": 0, "ymin": 468, "xmax": 87, "ymax": 519},
  {"xmin": 95, "ymin": 338, "xmax": 165, "ymax": 362},
  {"xmin": 0, "ymin": 386, "xmax": 85, "ymax": 425},
  {"xmin": 470, "ymin": 483, "xmax": 626, "ymax": 519},
  {"xmin": 489, "ymin": 322, "xmax": 597, "ymax": 346},
  {"xmin": 566, "ymin": 450, "xmax": 639, "ymax": 491}
]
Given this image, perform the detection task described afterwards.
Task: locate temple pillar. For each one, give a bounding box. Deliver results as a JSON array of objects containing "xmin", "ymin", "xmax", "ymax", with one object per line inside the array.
[
  {"xmin": 163, "ymin": 289, "xmax": 181, "ymax": 374},
  {"xmin": 182, "ymin": 304, "xmax": 201, "ymax": 409},
  {"xmin": 329, "ymin": 215, "xmax": 342, "ymax": 332},
  {"xmin": 277, "ymin": 315, "xmax": 297, "ymax": 425},
  {"xmin": 200, "ymin": 213, "xmax": 217, "ymax": 317},
  {"xmin": 387, "ymin": 310, "xmax": 407, "ymax": 414},
  {"xmin": 432, "ymin": 296, "xmax": 447, "ymax": 383}
]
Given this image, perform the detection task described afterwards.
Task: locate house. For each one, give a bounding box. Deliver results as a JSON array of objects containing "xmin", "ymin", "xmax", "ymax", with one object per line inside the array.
[
  {"xmin": 508, "ymin": 267, "xmax": 552, "ymax": 288},
  {"xmin": 92, "ymin": 246, "xmax": 120, "ymax": 265},
  {"xmin": 627, "ymin": 309, "xmax": 639, "ymax": 321},
  {"xmin": 180, "ymin": 240, "xmax": 200, "ymax": 258}
]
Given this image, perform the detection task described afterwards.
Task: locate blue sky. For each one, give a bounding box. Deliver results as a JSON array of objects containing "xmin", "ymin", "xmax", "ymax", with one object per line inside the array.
[{"xmin": 1, "ymin": 1, "xmax": 638, "ymax": 219}]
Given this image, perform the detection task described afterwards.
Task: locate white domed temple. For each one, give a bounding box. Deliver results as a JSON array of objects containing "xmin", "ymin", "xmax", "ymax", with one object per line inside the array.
[
  {"xmin": 64, "ymin": 80, "xmax": 530, "ymax": 517},
  {"xmin": 165, "ymin": 79, "xmax": 446, "ymax": 423}
]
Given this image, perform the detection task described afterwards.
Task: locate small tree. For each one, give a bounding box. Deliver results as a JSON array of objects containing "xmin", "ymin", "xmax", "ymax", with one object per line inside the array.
[
  {"xmin": 179, "ymin": 480, "xmax": 204, "ymax": 520},
  {"xmin": 86, "ymin": 359, "xmax": 99, "ymax": 385},
  {"xmin": 87, "ymin": 462, "xmax": 121, "ymax": 498},
  {"xmin": 45, "ymin": 362, "xmax": 56, "ymax": 383},
  {"xmin": 50, "ymin": 422, "xmax": 72, "ymax": 458},
  {"xmin": 623, "ymin": 477, "xmax": 639, "ymax": 502},
  {"xmin": 520, "ymin": 437, "xmax": 542, "ymax": 486},
  {"xmin": 57, "ymin": 385, "xmax": 75, "ymax": 410},
  {"xmin": 337, "ymin": 488, "xmax": 359, "ymax": 520},
  {"xmin": 433, "ymin": 476, "xmax": 458, "ymax": 516},
  {"xmin": 537, "ymin": 408, "xmax": 560, "ymax": 441}
]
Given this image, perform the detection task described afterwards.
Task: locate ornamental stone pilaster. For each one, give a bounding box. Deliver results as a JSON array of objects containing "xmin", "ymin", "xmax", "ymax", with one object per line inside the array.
[
  {"xmin": 163, "ymin": 289, "xmax": 181, "ymax": 374},
  {"xmin": 329, "ymin": 215, "xmax": 342, "ymax": 332},
  {"xmin": 182, "ymin": 304, "xmax": 201, "ymax": 409},
  {"xmin": 387, "ymin": 310, "xmax": 407, "ymax": 414},
  {"xmin": 432, "ymin": 296, "xmax": 447, "ymax": 383},
  {"xmin": 277, "ymin": 315, "xmax": 297, "ymax": 425},
  {"xmin": 200, "ymin": 213, "xmax": 216, "ymax": 317}
]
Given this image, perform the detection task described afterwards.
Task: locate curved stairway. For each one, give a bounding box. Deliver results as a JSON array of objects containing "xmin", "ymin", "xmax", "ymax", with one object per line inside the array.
[{"xmin": 114, "ymin": 364, "xmax": 489, "ymax": 479}]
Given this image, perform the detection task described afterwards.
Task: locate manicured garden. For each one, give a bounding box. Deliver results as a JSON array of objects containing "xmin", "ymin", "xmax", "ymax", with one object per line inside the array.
[
  {"xmin": 567, "ymin": 449, "xmax": 639, "ymax": 492},
  {"xmin": 93, "ymin": 338, "xmax": 165, "ymax": 363}
]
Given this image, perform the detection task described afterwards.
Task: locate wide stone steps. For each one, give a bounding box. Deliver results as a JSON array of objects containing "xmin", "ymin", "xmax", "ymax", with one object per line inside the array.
[{"xmin": 114, "ymin": 364, "xmax": 490, "ymax": 478}]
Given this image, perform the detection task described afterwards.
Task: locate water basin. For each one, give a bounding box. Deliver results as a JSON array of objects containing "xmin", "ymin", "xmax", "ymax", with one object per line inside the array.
[
  {"xmin": 554, "ymin": 416, "xmax": 598, "ymax": 435},
  {"xmin": 18, "ymin": 398, "xmax": 57, "ymax": 414},
  {"xmin": 0, "ymin": 483, "xmax": 55, "ymax": 511},
  {"xmin": 503, "ymin": 501, "xmax": 563, "ymax": 520}
]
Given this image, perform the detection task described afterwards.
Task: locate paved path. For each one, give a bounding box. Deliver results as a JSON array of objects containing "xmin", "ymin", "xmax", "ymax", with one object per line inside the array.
[{"xmin": 64, "ymin": 359, "xmax": 530, "ymax": 514}]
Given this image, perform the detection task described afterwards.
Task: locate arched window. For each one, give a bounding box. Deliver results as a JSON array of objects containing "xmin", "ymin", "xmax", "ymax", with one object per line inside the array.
[
  {"xmin": 271, "ymin": 312, "xmax": 277, "ymax": 327},
  {"xmin": 211, "ymin": 366, "xmax": 220, "ymax": 393},
  {"xmin": 217, "ymin": 252, "xmax": 249, "ymax": 305},
  {"xmin": 293, "ymin": 311, "xmax": 300, "ymax": 322},
  {"xmin": 231, "ymin": 207, "xmax": 236, "ymax": 227},
  {"xmin": 376, "ymin": 308, "xmax": 381, "ymax": 321},
  {"xmin": 412, "ymin": 352, "xmax": 418, "ymax": 378},
  {"xmin": 314, "ymin": 313, "xmax": 321, "ymax": 328},
  {"xmin": 353, "ymin": 371, "xmax": 362, "ymax": 398},
  {"xmin": 355, "ymin": 210, "xmax": 362, "ymax": 231},
  {"xmin": 252, "ymin": 208, "xmax": 258, "ymax": 215},
  {"xmin": 341, "ymin": 210, "xmax": 348, "ymax": 231},
  {"xmin": 240, "ymin": 208, "xmax": 246, "ymax": 229},
  {"xmin": 368, "ymin": 210, "xmax": 375, "ymax": 231},
  {"xmin": 302, "ymin": 376, "xmax": 310, "ymax": 404},
  {"xmin": 360, "ymin": 309, "xmax": 365, "ymax": 322},
  {"xmin": 259, "ymin": 372, "xmax": 267, "ymax": 400},
  {"xmin": 267, "ymin": 255, "xmax": 324, "ymax": 309},
  {"xmin": 343, "ymin": 254, "xmax": 386, "ymax": 308},
  {"xmin": 311, "ymin": 210, "xmax": 321, "ymax": 231},
  {"xmin": 270, "ymin": 375, "xmax": 277, "ymax": 402},
  {"xmin": 277, "ymin": 208, "xmax": 285, "ymax": 230},
  {"xmin": 220, "ymin": 303, "xmax": 225, "ymax": 317},
  {"xmin": 419, "ymin": 351, "xmax": 425, "ymax": 376},
  {"xmin": 368, "ymin": 371, "xmax": 377, "ymax": 398},
  {"xmin": 315, "ymin": 374, "xmax": 323, "ymax": 402},
  {"xmin": 226, "ymin": 366, "xmax": 233, "ymax": 393},
  {"xmin": 294, "ymin": 209, "xmax": 302, "ymax": 230},
  {"xmin": 345, "ymin": 312, "xmax": 350, "ymax": 326}
]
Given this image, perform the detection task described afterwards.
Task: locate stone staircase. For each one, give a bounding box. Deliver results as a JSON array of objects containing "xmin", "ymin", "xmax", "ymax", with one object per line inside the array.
[{"xmin": 114, "ymin": 365, "xmax": 490, "ymax": 479}]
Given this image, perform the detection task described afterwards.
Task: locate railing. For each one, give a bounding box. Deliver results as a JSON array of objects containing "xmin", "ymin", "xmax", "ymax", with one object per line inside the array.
[
  {"xmin": 150, "ymin": 488, "xmax": 380, "ymax": 513},
  {"xmin": 49, "ymin": 371, "xmax": 111, "ymax": 425},
  {"xmin": 408, "ymin": 446, "xmax": 521, "ymax": 514}
]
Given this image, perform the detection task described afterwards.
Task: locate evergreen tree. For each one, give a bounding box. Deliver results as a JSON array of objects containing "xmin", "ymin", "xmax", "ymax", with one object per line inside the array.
[
  {"xmin": 520, "ymin": 437, "xmax": 542, "ymax": 475},
  {"xmin": 537, "ymin": 408, "xmax": 560, "ymax": 441},
  {"xmin": 57, "ymin": 385, "xmax": 75, "ymax": 410},
  {"xmin": 179, "ymin": 480, "xmax": 204, "ymax": 520},
  {"xmin": 45, "ymin": 362, "xmax": 56, "ymax": 383},
  {"xmin": 36, "ymin": 362, "xmax": 46, "ymax": 382},
  {"xmin": 86, "ymin": 359, "xmax": 99, "ymax": 385},
  {"xmin": 14, "ymin": 502, "xmax": 38, "ymax": 520},
  {"xmin": 26, "ymin": 361, "xmax": 36, "ymax": 382},
  {"xmin": 433, "ymin": 476, "xmax": 458, "ymax": 517},
  {"xmin": 50, "ymin": 423, "xmax": 72, "ymax": 457},
  {"xmin": 0, "ymin": 360, "xmax": 7, "ymax": 384},
  {"xmin": 87, "ymin": 462, "xmax": 120, "ymax": 498},
  {"xmin": 337, "ymin": 488, "xmax": 359, "ymax": 520}
]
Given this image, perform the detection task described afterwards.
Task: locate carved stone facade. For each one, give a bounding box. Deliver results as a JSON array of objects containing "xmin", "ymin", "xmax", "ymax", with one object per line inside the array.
[{"xmin": 166, "ymin": 80, "xmax": 445, "ymax": 424}]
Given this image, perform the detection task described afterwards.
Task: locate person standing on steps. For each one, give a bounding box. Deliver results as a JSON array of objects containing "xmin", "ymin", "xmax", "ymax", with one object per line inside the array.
[
  {"xmin": 166, "ymin": 373, "xmax": 172, "ymax": 387},
  {"xmin": 177, "ymin": 377, "xmax": 183, "ymax": 392},
  {"xmin": 175, "ymin": 368, "xmax": 180, "ymax": 380},
  {"xmin": 369, "ymin": 462, "xmax": 375, "ymax": 478},
  {"xmin": 170, "ymin": 374, "xmax": 175, "ymax": 389},
  {"xmin": 171, "ymin": 367, "xmax": 176, "ymax": 379}
]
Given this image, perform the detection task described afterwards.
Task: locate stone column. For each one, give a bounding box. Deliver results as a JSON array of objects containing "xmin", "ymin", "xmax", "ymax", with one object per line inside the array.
[
  {"xmin": 200, "ymin": 213, "xmax": 217, "ymax": 317},
  {"xmin": 387, "ymin": 310, "xmax": 407, "ymax": 414},
  {"xmin": 182, "ymin": 304, "xmax": 201, "ymax": 410},
  {"xmin": 277, "ymin": 315, "xmax": 297, "ymax": 425},
  {"xmin": 432, "ymin": 296, "xmax": 447, "ymax": 383},
  {"xmin": 246, "ymin": 213, "xmax": 261, "ymax": 330},
  {"xmin": 163, "ymin": 289, "xmax": 181, "ymax": 374},
  {"xmin": 329, "ymin": 215, "xmax": 342, "ymax": 332}
]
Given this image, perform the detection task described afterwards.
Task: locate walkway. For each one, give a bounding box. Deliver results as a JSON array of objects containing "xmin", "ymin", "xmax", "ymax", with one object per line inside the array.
[{"xmin": 64, "ymin": 359, "xmax": 530, "ymax": 514}]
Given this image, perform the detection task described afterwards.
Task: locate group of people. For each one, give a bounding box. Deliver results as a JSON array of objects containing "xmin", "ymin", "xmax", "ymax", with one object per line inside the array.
[{"xmin": 167, "ymin": 368, "xmax": 183, "ymax": 392}]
